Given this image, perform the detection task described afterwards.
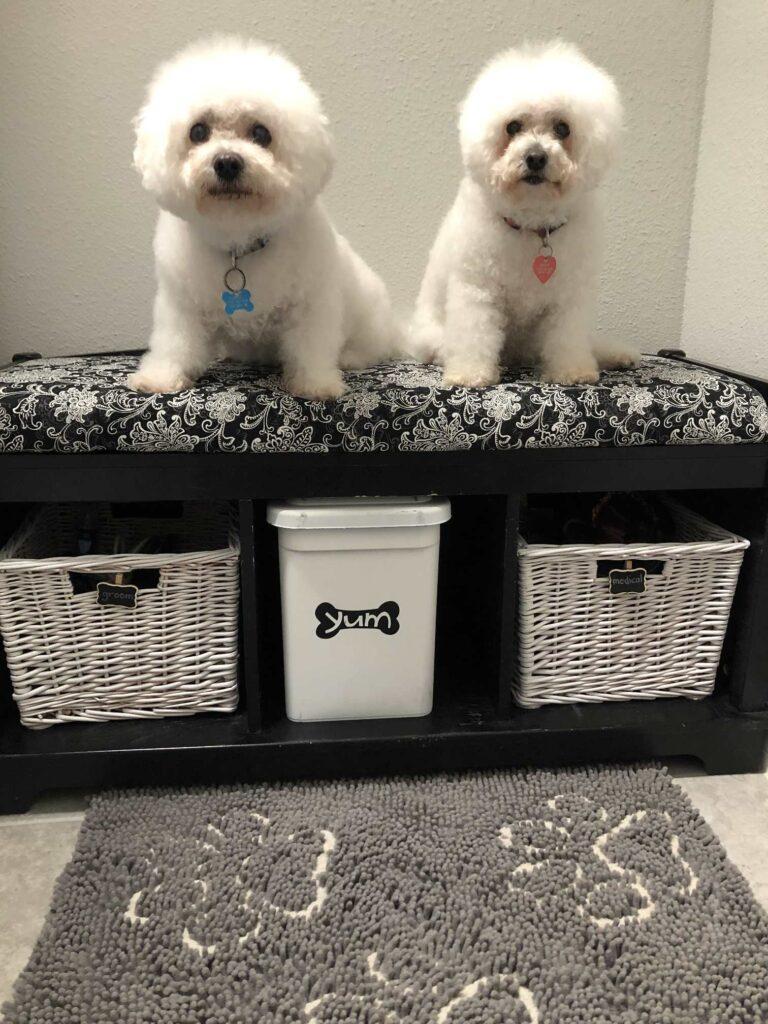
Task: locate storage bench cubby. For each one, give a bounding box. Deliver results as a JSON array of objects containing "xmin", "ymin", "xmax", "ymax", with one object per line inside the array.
[
  {"xmin": 242, "ymin": 493, "xmax": 515, "ymax": 732},
  {"xmin": 1, "ymin": 349, "xmax": 768, "ymax": 813},
  {"xmin": 0, "ymin": 502, "xmax": 240, "ymax": 729},
  {"xmin": 514, "ymin": 493, "xmax": 749, "ymax": 707}
]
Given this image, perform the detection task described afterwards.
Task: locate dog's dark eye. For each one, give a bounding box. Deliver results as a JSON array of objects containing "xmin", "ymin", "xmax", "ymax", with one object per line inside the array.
[
  {"xmin": 251, "ymin": 123, "xmax": 272, "ymax": 147},
  {"xmin": 506, "ymin": 120, "xmax": 523, "ymax": 137},
  {"xmin": 189, "ymin": 122, "xmax": 210, "ymax": 144},
  {"xmin": 554, "ymin": 120, "xmax": 570, "ymax": 139}
]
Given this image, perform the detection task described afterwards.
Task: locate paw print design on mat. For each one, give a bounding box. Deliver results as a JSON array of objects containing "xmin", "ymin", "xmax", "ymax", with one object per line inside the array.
[
  {"xmin": 580, "ymin": 808, "xmax": 698, "ymax": 928},
  {"xmin": 304, "ymin": 955, "xmax": 540, "ymax": 1024},
  {"xmin": 221, "ymin": 288, "xmax": 254, "ymax": 314},
  {"xmin": 237, "ymin": 811, "xmax": 336, "ymax": 945},
  {"xmin": 499, "ymin": 794, "xmax": 607, "ymax": 907},
  {"xmin": 500, "ymin": 794, "xmax": 698, "ymax": 929},
  {"xmin": 123, "ymin": 809, "xmax": 337, "ymax": 955},
  {"xmin": 123, "ymin": 849, "xmax": 161, "ymax": 926}
]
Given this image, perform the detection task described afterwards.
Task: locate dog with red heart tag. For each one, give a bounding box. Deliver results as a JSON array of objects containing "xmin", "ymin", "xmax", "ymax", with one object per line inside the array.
[{"xmin": 410, "ymin": 41, "xmax": 638, "ymax": 387}]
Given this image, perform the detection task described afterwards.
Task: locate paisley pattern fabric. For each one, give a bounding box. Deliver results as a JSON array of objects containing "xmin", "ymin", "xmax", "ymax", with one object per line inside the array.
[{"xmin": 0, "ymin": 353, "xmax": 765, "ymax": 454}]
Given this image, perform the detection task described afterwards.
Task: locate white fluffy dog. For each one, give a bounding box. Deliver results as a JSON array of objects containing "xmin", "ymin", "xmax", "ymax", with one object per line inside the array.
[
  {"xmin": 130, "ymin": 38, "xmax": 397, "ymax": 399},
  {"xmin": 411, "ymin": 41, "xmax": 636, "ymax": 386}
]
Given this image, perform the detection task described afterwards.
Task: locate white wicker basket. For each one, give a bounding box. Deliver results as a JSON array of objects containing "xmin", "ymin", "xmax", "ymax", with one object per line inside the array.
[
  {"xmin": 0, "ymin": 503, "xmax": 240, "ymax": 729},
  {"xmin": 515, "ymin": 500, "xmax": 749, "ymax": 708}
]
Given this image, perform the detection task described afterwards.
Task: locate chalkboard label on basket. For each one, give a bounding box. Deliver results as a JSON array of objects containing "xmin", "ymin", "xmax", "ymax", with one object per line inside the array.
[
  {"xmin": 97, "ymin": 582, "xmax": 139, "ymax": 609},
  {"xmin": 315, "ymin": 601, "xmax": 400, "ymax": 639},
  {"xmin": 608, "ymin": 567, "xmax": 647, "ymax": 595}
]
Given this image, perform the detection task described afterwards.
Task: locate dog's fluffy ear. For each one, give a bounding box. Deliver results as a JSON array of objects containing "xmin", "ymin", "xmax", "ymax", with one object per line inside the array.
[
  {"xmin": 301, "ymin": 111, "xmax": 334, "ymax": 198},
  {"xmin": 579, "ymin": 67, "xmax": 623, "ymax": 187},
  {"xmin": 132, "ymin": 52, "xmax": 184, "ymax": 204},
  {"xmin": 133, "ymin": 101, "xmax": 170, "ymax": 197}
]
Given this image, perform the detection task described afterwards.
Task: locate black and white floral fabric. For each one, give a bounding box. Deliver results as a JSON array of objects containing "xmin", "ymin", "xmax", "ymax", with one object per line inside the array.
[{"xmin": 0, "ymin": 353, "xmax": 765, "ymax": 454}]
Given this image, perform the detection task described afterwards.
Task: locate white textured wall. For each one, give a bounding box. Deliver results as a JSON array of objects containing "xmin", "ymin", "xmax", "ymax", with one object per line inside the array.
[
  {"xmin": 682, "ymin": 0, "xmax": 768, "ymax": 376},
  {"xmin": 0, "ymin": 0, "xmax": 713, "ymax": 362}
]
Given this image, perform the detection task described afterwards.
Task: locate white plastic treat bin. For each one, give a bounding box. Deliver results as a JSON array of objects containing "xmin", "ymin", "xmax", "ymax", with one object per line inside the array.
[{"xmin": 267, "ymin": 497, "xmax": 451, "ymax": 722}]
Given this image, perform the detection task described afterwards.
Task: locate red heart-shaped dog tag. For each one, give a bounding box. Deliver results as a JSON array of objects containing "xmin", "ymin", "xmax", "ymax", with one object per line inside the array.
[{"xmin": 533, "ymin": 254, "xmax": 557, "ymax": 283}]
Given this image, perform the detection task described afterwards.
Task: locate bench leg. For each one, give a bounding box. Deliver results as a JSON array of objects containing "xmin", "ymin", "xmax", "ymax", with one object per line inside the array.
[{"xmin": 700, "ymin": 731, "xmax": 768, "ymax": 775}]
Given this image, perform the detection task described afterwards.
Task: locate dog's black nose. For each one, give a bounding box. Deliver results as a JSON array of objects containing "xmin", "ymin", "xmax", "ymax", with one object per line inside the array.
[
  {"xmin": 525, "ymin": 150, "xmax": 548, "ymax": 172},
  {"xmin": 213, "ymin": 153, "xmax": 244, "ymax": 182}
]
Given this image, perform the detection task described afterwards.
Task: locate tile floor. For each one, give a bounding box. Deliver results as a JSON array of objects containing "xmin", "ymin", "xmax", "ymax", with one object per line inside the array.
[{"xmin": 1, "ymin": 762, "xmax": 767, "ymax": 1005}]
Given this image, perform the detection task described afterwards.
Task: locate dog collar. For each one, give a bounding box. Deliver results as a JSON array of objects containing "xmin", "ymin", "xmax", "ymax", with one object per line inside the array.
[
  {"xmin": 503, "ymin": 217, "xmax": 565, "ymax": 284},
  {"xmin": 503, "ymin": 218, "xmax": 566, "ymax": 237},
  {"xmin": 221, "ymin": 235, "xmax": 270, "ymax": 315},
  {"xmin": 231, "ymin": 235, "xmax": 270, "ymax": 260}
]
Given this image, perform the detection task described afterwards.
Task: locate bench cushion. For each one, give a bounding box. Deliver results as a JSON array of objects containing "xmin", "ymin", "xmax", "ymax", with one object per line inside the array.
[{"xmin": 0, "ymin": 353, "xmax": 766, "ymax": 454}]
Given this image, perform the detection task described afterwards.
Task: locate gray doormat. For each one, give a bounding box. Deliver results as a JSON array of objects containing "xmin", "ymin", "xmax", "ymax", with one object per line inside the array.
[{"xmin": 5, "ymin": 766, "xmax": 768, "ymax": 1023}]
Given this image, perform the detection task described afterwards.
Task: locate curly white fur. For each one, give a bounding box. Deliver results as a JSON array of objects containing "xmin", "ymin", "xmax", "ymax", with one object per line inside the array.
[
  {"xmin": 411, "ymin": 41, "xmax": 637, "ymax": 386},
  {"xmin": 130, "ymin": 37, "xmax": 398, "ymax": 399}
]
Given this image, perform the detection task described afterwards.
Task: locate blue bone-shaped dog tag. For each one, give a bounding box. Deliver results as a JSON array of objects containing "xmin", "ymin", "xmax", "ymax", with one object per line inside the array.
[{"xmin": 221, "ymin": 288, "xmax": 254, "ymax": 315}]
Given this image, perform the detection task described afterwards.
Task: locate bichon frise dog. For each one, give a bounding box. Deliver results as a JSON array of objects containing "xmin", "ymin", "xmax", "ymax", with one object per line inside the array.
[
  {"xmin": 129, "ymin": 38, "xmax": 398, "ymax": 399},
  {"xmin": 411, "ymin": 41, "xmax": 636, "ymax": 386}
]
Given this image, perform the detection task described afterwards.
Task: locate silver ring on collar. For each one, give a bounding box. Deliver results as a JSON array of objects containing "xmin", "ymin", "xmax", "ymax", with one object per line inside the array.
[{"xmin": 224, "ymin": 266, "xmax": 247, "ymax": 293}]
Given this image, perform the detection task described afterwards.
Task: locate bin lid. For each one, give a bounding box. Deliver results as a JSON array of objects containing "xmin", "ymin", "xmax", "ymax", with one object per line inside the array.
[{"xmin": 267, "ymin": 497, "xmax": 451, "ymax": 530}]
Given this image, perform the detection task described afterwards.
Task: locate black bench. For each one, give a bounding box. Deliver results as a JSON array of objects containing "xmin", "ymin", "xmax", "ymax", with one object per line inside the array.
[{"xmin": 1, "ymin": 349, "xmax": 767, "ymax": 813}]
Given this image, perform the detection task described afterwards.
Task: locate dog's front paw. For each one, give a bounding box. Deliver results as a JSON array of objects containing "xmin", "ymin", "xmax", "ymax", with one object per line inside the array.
[
  {"xmin": 442, "ymin": 364, "xmax": 500, "ymax": 389},
  {"xmin": 597, "ymin": 347, "xmax": 640, "ymax": 371},
  {"xmin": 541, "ymin": 358, "xmax": 600, "ymax": 386},
  {"xmin": 284, "ymin": 371, "xmax": 346, "ymax": 401},
  {"xmin": 127, "ymin": 368, "xmax": 195, "ymax": 394}
]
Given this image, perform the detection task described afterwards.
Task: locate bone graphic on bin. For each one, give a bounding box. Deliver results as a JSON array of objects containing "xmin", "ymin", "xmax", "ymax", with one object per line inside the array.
[{"xmin": 315, "ymin": 601, "xmax": 400, "ymax": 639}]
